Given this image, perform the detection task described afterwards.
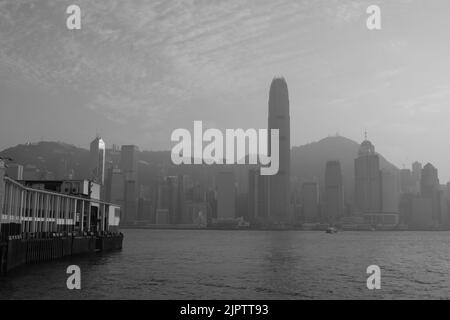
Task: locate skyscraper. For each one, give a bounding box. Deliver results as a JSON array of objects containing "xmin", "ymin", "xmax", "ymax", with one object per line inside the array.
[
  {"xmin": 421, "ymin": 163, "xmax": 441, "ymax": 225},
  {"xmin": 121, "ymin": 145, "xmax": 139, "ymax": 225},
  {"xmin": 105, "ymin": 167, "xmax": 125, "ymax": 212},
  {"xmin": 121, "ymin": 145, "xmax": 139, "ymax": 182},
  {"xmin": 381, "ymin": 169, "xmax": 399, "ymax": 213},
  {"xmin": 248, "ymin": 167, "xmax": 269, "ymax": 223},
  {"xmin": 89, "ymin": 137, "xmax": 106, "ymax": 185},
  {"xmin": 268, "ymin": 77, "xmax": 291, "ymax": 224},
  {"xmin": 165, "ymin": 176, "xmax": 180, "ymax": 224},
  {"xmin": 421, "ymin": 163, "xmax": 439, "ymax": 198},
  {"xmin": 301, "ymin": 182, "xmax": 320, "ymax": 223},
  {"xmin": 399, "ymin": 169, "xmax": 413, "ymax": 194},
  {"xmin": 324, "ymin": 161, "xmax": 344, "ymax": 223},
  {"xmin": 412, "ymin": 161, "xmax": 422, "ymax": 181},
  {"xmin": 412, "ymin": 161, "xmax": 422, "ymax": 194},
  {"xmin": 216, "ymin": 171, "xmax": 236, "ymax": 220},
  {"xmin": 248, "ymin": 168, "xmax": 258, "ymax": 223},
  {"xmin": 176, "ymin": 175, "xmax": 186, "ymax": 224},
  {"xmin": 354, "ymin": 138, "xmax": 381, "ymax": 213},
  {"xmin": 445, "ymin": 182, "xmax": 450, "ymax": 226}
]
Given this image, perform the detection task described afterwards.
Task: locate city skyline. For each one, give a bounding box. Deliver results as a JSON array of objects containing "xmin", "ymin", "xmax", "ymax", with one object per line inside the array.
[
  {"xmin": 3, "ymin": 74, "xmax": 446, "ymax": 231},
  {"xmin": 4, "ymin": 126, "xmax": 446, "ymax": 230},
  {"xmin": 2, "ymin": 131, "xmax": 447, "ymax": 184},
  {"xmin": 2, "ymin": 1, "xmax": 450, "ymax": 181},
  {"xmin": 4, "ymin": 0, "xmax": 450, "ymax": 303}
]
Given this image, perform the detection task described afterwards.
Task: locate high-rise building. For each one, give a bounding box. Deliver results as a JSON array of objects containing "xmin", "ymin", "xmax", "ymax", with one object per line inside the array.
[
  {"xmin": 121, "ymin": 145, "xmax": 139, "ymax": 182},
  {"xmin": 421, "ymin": 163, "xmax": 441, "ymax": 225},
  {"xmin": 138, "ymin": 198, "xmax": 153, "ymax": 222},
  {"xmin": 156, "ymin": 176, "xmax": 182, "ymax": 224},
  {"xmin": 268, "ymin": 77, "xmax": 291, "ymax": 223},
  {"xmin": 411, "ymin": 197, "xmax": 434, "ymax": 229},
  {"xmin": 89, "ymin": 137, "xmax": 106, "ymax": 185},
  {"xmin": 216, "ymin": 171, "xmax": 236, "ymax": 220},
  {"xmin": 446, "ymin": 182, "xmax": 450, "ymax": 204},
  {"xmin": 324, "ymin": 161, "xmax": 344, "ymax": 223},
  {"xmin": 399, "ymin": 168, "xmax": 413, "ymax": 194},
  {"xmin": 412, "ymin": 161, "xmax": 422, "ymax": 194},
  {"xmin": 381, "ymin": 169, "xmax": 399, "ymax": 213},
  {"xmin": 301, "ymin": 182, "xmax": 320, "ymax": 223},
  {"xmin": 124, "ymin": 180, "xmax": 138, "ymax": 225},
  {"xmin": 248, "ymin": 167, "xmax": 269, "ymax": 223},
  {"xmin": 412, "ymin": 161, "xmax": 422, "ymax": 181},
  {"xmin": 121, "ymin": 145, "xmax": 139, "ymax": 225},
  {"xmin": 421, "ymin": 163, "xmax": 439, "ymax": 196},
  {"xmin": 105, "ymin": 167, "xmax": 124, "ymax": 214},
  {"xmin": 257, "ymin": 174, "xmax": 270, "ymax": 221},
  {"xmin": 248, "ymin": 168, "xmax": 258, "ymax": 222},
  {"xmin": 137, "ymin": 185, "xmax": 154, "ymax": 222},
  {"xmin": 354, "ymin": 139, "xmax": 381, "ymax": 213},
  {"xmin": 108, "ymin": 144, "xmax": 122, "ymax": 169},
  {"xmin": 176, "ymin": 175, "xmax": 186, "ymax": 224},
  {"xmin": 399, "ymin": 193, "xmax": 414, "ymax": 225},
  {"xmin": 206, "ymin": 189, "xmax": 217, "ymax": 220},
  {"xmin": 439, "ymin": 185, "xmax": 449, "ymax": 227}
]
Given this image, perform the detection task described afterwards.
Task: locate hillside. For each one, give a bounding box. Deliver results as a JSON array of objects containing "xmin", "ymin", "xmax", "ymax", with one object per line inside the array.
[
  {"xmin": 0, "ymin": 137, "xmax": 398, "ymax": 202},
  {"xmin": 291, "ymin": 135, "xmax": 398, "ymax": 202}
]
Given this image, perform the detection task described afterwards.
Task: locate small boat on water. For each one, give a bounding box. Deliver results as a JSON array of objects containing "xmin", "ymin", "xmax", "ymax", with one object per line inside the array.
[{"xmin": 326, "ymin": 227, "xmax": 338, "ymax": 234}]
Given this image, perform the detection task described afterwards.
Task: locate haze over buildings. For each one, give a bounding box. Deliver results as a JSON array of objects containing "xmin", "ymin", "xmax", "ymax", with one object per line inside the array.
[
  {"xmin": 325, "ymin": 161, "xmax": 344, "ymax": 223},
  {"xmin": 89, "ymin": 137, "xmax": 106, "ymax": 185},
  {"xmin": 2, "ymin": 1, "xmax": 450, "ymax": 181},
  {"xmin": 354, "ymin": 139, "xmax": 381, "ymax": 213}
]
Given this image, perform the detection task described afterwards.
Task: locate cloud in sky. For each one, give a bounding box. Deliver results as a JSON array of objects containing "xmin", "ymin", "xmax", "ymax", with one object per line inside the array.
[
  {"xmin": 0, "ymin": 0, "xmax": 367, "ymax": 119},
  {"xmin": 2, "ymin": 0, "xmax": 450, "ymax": 180}
]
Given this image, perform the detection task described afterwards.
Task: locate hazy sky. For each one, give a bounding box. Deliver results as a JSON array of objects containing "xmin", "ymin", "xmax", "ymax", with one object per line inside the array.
[{"xmin": 1, "ymin": 0, "xmax": 450, "ymax": 181}]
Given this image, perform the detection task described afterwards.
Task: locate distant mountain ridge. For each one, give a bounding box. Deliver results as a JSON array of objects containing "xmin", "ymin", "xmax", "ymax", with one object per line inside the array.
[
  {"xmin": 291, "ymin": 135, "xmax": 398, "ymax": 203},
  {"xmin": 0, "ymin": 137, "xmax": 398, "ymax": 202},
  {"xmin": 0, "ymin": 141, "xmax": 90, "ymax": 180}
]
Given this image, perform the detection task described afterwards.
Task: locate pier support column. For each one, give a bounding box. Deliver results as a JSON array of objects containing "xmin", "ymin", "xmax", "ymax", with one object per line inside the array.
[
  {"xmin": 56, "ymin": 196, "xmax": 61, "ymax": 233},
  {"xmin": 73, "ymin": 199, "xmax": 78, "ymax": 233},
  {"xmin": 87, "ymin": 203, "xmax": 91, "ymax": 233},
  {"xmin": 7, "ymin": 183, "xmax": 12, "ymax": 224},
  {"xmin": 64, "ymin": 198, "xmax": 69, "ymax": 233},
  {"xmin": 44, "ymin": 195, "xmax": 49, "ymax": 232},
  {"xmin": 32, "ymin": 191, "xmax": 37, "ymax": 234},
  {"xmin": 19, "ymin": 190, "xmax": 25, "ymax": 230},
  {"xmin": 26, "ymin": 191, "xmax": 30, "ymax": 233},
  {"xmin": 80, "ymin": 200, "xmax": 85, "ymax": 232},
  {"xmin": 100, "ymin": 204, "xmax": 104, "ymax": 232}
]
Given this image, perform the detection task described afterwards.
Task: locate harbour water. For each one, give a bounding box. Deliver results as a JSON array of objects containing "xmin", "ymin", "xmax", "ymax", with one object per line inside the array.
[{"xmin": 1, "ymin": 229, "xmax": 450, "ymax": 299}]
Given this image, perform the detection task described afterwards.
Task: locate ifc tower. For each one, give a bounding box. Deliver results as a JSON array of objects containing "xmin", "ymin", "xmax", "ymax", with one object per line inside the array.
[{"xmin": 268, "ymin": 77, "xmax": 291, "ymax": 224}]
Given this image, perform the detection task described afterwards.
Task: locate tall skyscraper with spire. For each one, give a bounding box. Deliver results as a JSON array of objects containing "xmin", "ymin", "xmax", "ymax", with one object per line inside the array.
[
  {"xmin": 121, "ymin": 145, "xmax": 139, "ymax": 225},
  {"xmin": 354, "ymin": 135, "xmax": 381, "ymax": 213},
  {"xmin": 268, "ymin": 77, "xmax": 291, "ymax": 223}
]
